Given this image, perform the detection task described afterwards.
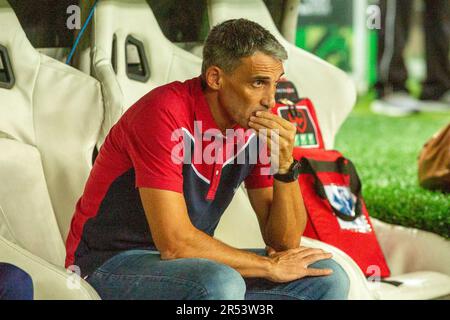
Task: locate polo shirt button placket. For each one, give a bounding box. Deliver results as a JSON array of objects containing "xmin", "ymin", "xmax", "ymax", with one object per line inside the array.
[
  {"xmin": 205, "ymin": 145, "xmax": 223, "ymax": 201},
  {"xmin": 206, "ymin": 163, "xmax": 222, "ymax": 200}
]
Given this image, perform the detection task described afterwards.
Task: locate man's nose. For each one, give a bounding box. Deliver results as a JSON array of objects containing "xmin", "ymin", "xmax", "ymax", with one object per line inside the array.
[{"xmin": 261, "ymin": 85, "xmax": 277, "ymax": 110}]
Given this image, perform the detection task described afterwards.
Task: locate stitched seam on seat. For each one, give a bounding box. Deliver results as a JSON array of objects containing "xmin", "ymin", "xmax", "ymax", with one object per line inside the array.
[
  {"xmin": 90, "ymin": 80, "xmax": 104, "ymax": 158},
  {"xmin": 0, "ymin": 204, "xmax": 18, "ymax": 244},
  {"xmin": 39, "ymin": 57, "xmax": 100, "ymax": 84},
  {"xmin": 30, "ymin": 53, "xmax": 40, "ymax": 147},
  {"xmin": 165, "ymin": 48, "xmax": 175, "ymax": 83},
  {"xmin": 94, "ymin": 63, "xmax": 116, "ymax": 144},
  {"xmin": 30, "ymin": 58, "xmax": 63, "ymax": 241}
]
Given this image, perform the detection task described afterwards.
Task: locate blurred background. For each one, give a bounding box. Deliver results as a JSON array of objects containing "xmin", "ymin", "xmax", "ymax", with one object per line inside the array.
[
  {"xmin": 7, "ymin": 0, "xmax": 441, "ymax": 93},
  {"xmin": 5, "ymin": 0, "xmax": 450, "ymax": 237}
]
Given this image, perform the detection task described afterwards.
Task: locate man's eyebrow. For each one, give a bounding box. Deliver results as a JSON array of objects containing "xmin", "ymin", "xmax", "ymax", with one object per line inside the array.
[
  {"xmin": 251, "ymin": 72, "xmax": 285, "ymax": 81},
  {"xmin": 251, "ymin": 75, "xmax": 271, "ymax": 80}
]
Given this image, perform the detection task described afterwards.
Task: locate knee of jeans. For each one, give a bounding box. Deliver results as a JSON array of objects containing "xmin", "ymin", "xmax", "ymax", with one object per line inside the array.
[
  {"xmin": 314, "ymin": 259, "xmax": 350, "ymax": 300},
  {"xmin": 0, "ymin": 264, "xmax": 34, "ymax": 300},
  {"xmin": 193, "ymin": 260, "xmax": 246, "ymax": 300}
]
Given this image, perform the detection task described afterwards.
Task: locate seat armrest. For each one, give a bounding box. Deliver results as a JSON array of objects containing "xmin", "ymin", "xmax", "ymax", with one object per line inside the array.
[
  {"xmin": 372, "ymin": 218, "xmax": 450, "ymax": 276},
  {"xmin": 0, "ymin": 235, "xmax": 100, "ymax": 300},
  {"xmin": 301, "ymin": 237, "xmax": 375, "ymax": 300}
]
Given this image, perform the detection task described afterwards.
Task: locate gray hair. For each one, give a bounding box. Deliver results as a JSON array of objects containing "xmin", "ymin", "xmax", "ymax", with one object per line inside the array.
[{"xmin": 201, "ymin": 19, "xmax": 288, "ymax": 76}]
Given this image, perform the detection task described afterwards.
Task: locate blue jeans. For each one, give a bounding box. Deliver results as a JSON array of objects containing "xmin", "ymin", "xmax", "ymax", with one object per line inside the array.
[
  {"xmin": 86, "ymin": 249, "xmax": 350, "ymax": 300},
  {"xmin": 0, "ymin": 263, "xmax": 34, "ymax": 300}
]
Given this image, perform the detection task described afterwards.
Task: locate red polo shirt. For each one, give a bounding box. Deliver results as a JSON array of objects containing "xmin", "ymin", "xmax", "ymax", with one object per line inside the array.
[{"xmin": 65, "ymin": 76, "xmax": 273, "ymax": 277}]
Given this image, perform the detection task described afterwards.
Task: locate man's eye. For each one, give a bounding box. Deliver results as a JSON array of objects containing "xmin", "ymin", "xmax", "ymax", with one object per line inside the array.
[{"xmin": 253, "ymin": 80, "xmax": 264, "ymax": 87}]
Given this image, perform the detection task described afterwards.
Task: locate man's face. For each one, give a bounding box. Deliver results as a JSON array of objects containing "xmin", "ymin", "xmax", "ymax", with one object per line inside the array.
[{"xmin": 218, "ymin": 51, "xmax": 284, "ymax": 129}]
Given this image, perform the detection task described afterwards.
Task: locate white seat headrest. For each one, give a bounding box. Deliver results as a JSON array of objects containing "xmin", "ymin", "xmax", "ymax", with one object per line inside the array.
[
  {"xmin": 0, "ymin": 0, "xmax": 40, "ymax": 144},
  {"xmin": 91, "ymin": 0, "xmax": 201, "ymax": 111},
  {"xmin": 208, "ymin": 0, "xmax": 284, "ymax": 39},
  {"xmin": 0, "ymin": 0, "xmax": 38, "ymax": 62}
]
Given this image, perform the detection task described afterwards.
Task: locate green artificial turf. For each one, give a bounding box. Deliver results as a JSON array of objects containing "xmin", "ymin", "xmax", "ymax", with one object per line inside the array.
[{"xmin": 334, "ymin": 92, "xmax": 450, "ymax": 238}]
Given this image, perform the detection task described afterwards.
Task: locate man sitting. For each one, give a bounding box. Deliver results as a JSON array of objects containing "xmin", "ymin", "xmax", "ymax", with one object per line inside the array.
[{"xmin": 65, "ymin": 19, "xmax": 349, "ymax": 300}]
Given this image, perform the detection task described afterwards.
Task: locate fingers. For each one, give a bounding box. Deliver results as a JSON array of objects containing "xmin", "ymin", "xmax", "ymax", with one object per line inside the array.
[
  {"xmin": 248, "ymin": 118, "xmax": 288, "ymax": 140},
  {"xmin": 298, "ymin": 248, "xmax": 331, "ymax": 259},
  {"xmin": 249, "ymin": 114, "xmax": 294, "ymax": 140},
  {"xmin": 299, "ymin": 249, "xmax": 334, "ymax": 277},
  {"xmin": 293, "ymin": 248, "xmax": 333, "ymax": 269},
  {"xmin": 267, "ymin": 246, "xmax": 335, "ymax": 282},
  {"xmin": 304, "ymin": 252, "xmax": 333, "ymax": 264},
  {"xmin": 305, "ymin": 268, "xmax": 334, "ymax": 277},
  {"xmin": 273, "ymin": 247, "xmax": 328, "ymax": 258},
  {"xmin": 248, "ymin": 113, "xmax": 295, "ymax": 159},
  {"xmin": 248, "ymin": 123, "xmax": 290, "ymax": 156},
  {"xmin": 248, "ymin": 121, "xmax": 281, "ymax": 138},
  {"xmin": 253, "ymin": 111, "xmax": 296, "ymax": 131},
  {"xmin": 267, "ymin": 246, "xmax": 306, "ymax": 259}
]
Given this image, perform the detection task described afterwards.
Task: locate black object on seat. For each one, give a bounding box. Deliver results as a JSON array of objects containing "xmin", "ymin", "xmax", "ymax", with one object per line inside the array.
[
  {"xmin": 380, "ymin": 279, "xmax": 403, "ymax": 287},
  {"xmin": 111, "ymin": 34, "xmax": 117, "ymax": 74},
  {"xmin": 125, "ymin": 35, "xmax": 150, "ymax": 82},
  {"xmin": 0, "ymin": 44, "xmax": 15, "ymax": 89}
]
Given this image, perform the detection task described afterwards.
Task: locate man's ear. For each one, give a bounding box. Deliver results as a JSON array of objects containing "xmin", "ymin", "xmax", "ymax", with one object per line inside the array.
[{"xmin": 204, "ymin": 66, "xmax": 222, "ymax": 90}]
